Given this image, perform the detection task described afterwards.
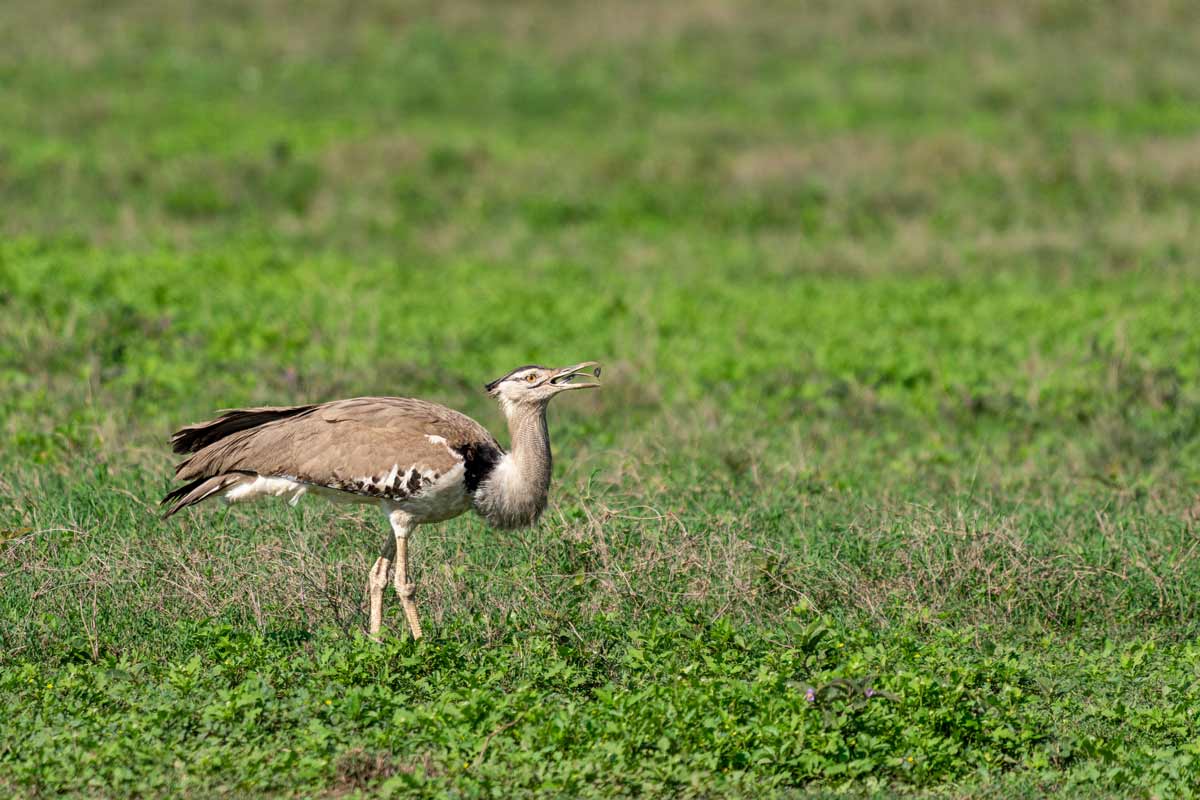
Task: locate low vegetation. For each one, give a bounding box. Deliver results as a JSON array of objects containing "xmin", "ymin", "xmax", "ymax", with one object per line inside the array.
[{"xmin": 2, "ymin": 1, "xmax": 1199, "ymax": 795}]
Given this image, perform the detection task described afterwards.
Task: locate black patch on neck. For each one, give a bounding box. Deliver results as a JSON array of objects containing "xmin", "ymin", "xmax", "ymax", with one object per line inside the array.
[{"xmin": 455, "ymin": 440, "xmax": 503, "ymax": 493}]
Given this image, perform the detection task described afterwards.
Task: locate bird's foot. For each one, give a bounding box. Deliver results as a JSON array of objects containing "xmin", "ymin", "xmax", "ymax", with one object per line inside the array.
[{"xmin": 399, "ymin": 582, "xmax": 417, "ymax": 599}]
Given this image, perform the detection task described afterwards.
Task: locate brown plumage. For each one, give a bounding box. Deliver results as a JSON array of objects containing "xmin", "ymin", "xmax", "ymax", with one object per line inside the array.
[
  {"xmin": 163, "ymin": 398, "xmax": 500, "ymax": 517},
  {"xmin": 160, "ymin": 362, "xmax": 601, "ymax": 639}
]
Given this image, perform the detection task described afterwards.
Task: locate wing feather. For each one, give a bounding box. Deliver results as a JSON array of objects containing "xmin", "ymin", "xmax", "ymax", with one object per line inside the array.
[{"xmin": 171, "ymin": 397, "xmax": 502, "ymax": 502}]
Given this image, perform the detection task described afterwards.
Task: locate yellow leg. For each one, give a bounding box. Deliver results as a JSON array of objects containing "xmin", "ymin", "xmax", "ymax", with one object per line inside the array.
[
  {"xmin": 387, "ymin": 508, "xmax": 422, "ymax": 640},
  {"xmin": 367, "ymin": 535, "xmax": 395, "ymax": 638},
  {"xmin": 395, "ymin": 533, "xmax": 423, "ymax": 639}
]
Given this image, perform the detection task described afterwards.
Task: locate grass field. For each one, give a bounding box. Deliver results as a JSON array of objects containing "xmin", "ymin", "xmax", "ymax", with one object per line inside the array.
[{"xmin": 3, "ymin": 1, "xmax": 1200, "ymax": 796}]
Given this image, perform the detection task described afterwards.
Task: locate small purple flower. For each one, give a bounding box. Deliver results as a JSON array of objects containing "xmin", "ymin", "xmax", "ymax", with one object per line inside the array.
[
  {"xmin": 805, "ymin": 687, "xmax": 816, "ymax": 703},
  {"xmin": 865, "ymin": 688, "xmax": 876, "ymax": 698}
]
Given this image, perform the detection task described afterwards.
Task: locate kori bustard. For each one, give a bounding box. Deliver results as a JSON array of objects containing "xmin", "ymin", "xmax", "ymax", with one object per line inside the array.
[{"xmin": 161, "ymin": 362, "xmax": 601, "ymax": 639}]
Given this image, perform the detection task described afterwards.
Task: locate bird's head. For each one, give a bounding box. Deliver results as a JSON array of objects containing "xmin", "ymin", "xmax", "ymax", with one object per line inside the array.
[{"xmin": 485, "ymin": 362, "xmax": 601, "ymax": 414}]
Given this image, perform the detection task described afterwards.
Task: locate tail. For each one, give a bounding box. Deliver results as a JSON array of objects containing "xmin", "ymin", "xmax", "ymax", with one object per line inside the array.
[
  {"xmin": 163, "ymin": 404, "xmax": 315, "ymax": 517},
  {"xmin": 170, "ymin": 404, "xmax": 316, "ymax": 455},
  {"xmin": 160, "ymin": 474, "xmax": 247, "ymax": 518}
]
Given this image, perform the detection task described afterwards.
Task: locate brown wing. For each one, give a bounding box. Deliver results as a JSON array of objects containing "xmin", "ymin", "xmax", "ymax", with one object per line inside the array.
[
  {"xmin": 172, "ymin": 397, "xmax": 503, "ymax": 500},
  {"xmin": 169, "ymin": 404, "xmax": 319, "ymax": 454}
]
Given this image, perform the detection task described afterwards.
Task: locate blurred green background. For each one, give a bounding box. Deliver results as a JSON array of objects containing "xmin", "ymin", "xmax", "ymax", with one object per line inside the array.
[{"xmin": 2, "ymin": 1, "xmax": 1200, "ymax": 796}]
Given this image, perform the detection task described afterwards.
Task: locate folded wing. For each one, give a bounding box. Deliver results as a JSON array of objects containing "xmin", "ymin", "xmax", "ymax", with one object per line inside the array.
[{"xmin": 162, "ymin": 397, "xmax": 503, "ymax": 515}]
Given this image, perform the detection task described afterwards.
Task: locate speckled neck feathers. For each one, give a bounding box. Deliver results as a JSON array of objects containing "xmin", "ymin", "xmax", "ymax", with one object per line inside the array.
[{"xmin": 472, "ymin": 402, "xmax": 552, "ymax": 529}]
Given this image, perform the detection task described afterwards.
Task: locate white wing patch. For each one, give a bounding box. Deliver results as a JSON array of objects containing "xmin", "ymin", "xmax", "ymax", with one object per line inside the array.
[
  {"xmin": 382, "ymin": 462, "xmax": 401, "ymax": 490},
  {"xmin": 224, "ymin": 475, "xmax": 307, "ymax": 505}
]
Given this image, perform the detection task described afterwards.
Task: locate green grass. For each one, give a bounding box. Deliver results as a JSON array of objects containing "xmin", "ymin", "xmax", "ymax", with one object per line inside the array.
[{"xmin": 3, "ymin": 1, "xmax": 1200, "ymax": 796}]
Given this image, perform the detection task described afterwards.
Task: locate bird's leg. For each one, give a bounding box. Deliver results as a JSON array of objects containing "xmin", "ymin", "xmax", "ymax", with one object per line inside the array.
[
  {"xmin": 395, "ymin": 535, "xmax": 423, "ymax": 640},
  {"xmin": 367, "ymin": 533, "xmax": 396, "ymax": 639},
  {"xmin": 388, "ymin": 509, "xmax": 422, "ymax": 640}
]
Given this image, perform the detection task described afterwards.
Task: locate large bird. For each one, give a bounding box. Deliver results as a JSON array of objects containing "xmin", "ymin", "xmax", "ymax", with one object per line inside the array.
[{"xmin": 161, "ymin": 361, "xmax": 601, "ymax": 639}]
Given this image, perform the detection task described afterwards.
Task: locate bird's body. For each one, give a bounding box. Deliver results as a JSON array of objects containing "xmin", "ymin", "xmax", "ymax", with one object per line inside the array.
[
  {"xmin": 161, "ymin": 362, "xmax": 600, "ymax": 638},
  {"xmin": 163, "ymin": 397, "xmax": 503, "ymax": 524}
]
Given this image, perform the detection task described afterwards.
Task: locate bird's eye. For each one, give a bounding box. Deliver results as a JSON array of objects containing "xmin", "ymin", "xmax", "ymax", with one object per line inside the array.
[{"xmin": 525, "ymin": 373, "xmax": 537, "ymax": 383}]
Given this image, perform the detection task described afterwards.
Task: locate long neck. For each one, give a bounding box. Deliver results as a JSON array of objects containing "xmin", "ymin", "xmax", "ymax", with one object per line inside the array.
[
  {"xmin": 474, "ymin": 402, "xmax": 553, "ymax": 529},
  {"xmin": 507, "ymin": 403, "xmax": 552, "ymax": 498}
]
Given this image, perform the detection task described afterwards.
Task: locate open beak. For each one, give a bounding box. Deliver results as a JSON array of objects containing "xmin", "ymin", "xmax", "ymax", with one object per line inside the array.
[{"xmin": 547, "ymin": 361, "xmax": 602, "ymax": 391}]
